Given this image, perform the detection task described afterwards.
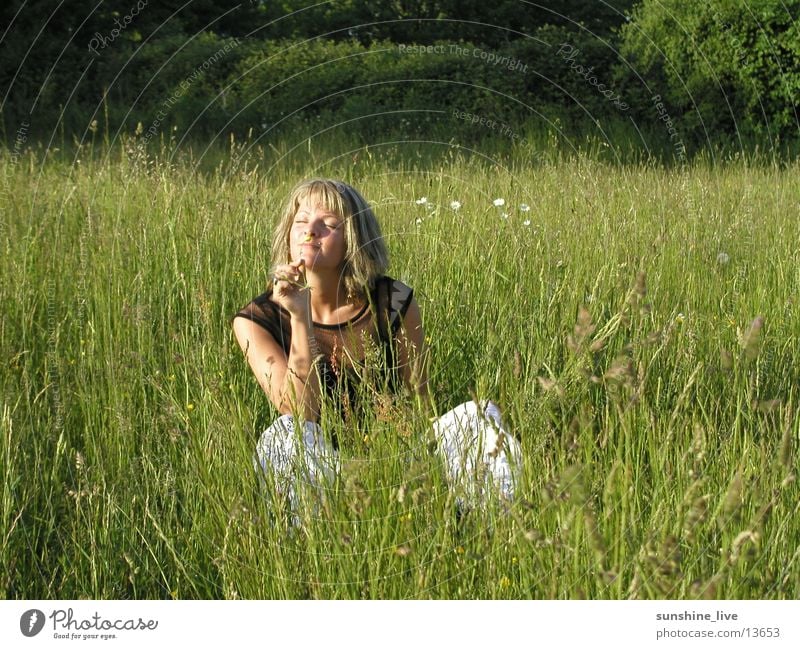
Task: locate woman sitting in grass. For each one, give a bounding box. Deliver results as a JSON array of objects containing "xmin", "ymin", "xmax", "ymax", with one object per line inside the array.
[{"xmin": 231, "ymin": 178, "xmax": 520, "ymax": 513}]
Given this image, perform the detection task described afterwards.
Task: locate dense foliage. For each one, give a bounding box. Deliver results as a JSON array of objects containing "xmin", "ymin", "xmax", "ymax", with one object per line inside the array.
[
  {"xmin": 617, "ymin": 0, "xmax": 800, "ymax": 143},
  {"xmin": 3, "ymin": 1, "xmax": 797, "ymax": 151}
]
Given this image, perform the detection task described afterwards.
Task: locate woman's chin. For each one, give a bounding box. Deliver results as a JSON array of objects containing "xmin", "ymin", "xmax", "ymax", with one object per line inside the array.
[{"xmin": 296, "ymin": 251, "xmax": 322, "ymax": 269}]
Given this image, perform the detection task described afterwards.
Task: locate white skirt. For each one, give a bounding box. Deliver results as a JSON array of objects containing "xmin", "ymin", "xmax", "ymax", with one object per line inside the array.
[{"xmin": 255, "ymin": 400, "xmax": 522, "ymax": 512}]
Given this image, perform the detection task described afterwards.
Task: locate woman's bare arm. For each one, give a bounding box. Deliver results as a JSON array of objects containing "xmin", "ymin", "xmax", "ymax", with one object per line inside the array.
[
  {"xmin": 232, "ymin": 313, "xmax": 322, "ymax": 422},
  {"xmin": 395, "ymin": 297, "xmax": 433, "ymax": 411}
]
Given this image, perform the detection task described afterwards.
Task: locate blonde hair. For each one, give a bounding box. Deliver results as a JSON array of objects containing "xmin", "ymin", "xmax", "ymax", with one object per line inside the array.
[{"xmin": 270, "ymin": 178, "xmax": 389, "ymax": 299}]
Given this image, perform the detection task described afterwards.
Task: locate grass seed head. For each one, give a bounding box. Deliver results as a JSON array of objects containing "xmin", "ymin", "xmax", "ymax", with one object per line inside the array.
[
  {"xmin": 603, "ymin": 355, "xmax": 635, "ymax": 384},
  {"xmin": 739, "ymin": 316, "xmax": 765, "ymax": 360},
  {"xmin": 730, "ymin": 530, "xmax": 759, "ymax": 564},
  {"xmin": 537, "ymin": 376, "xmax": 564, "ymax": 396},
  {"xmin": 683, "ymin": 494, "xmax": 710, "ymax": 540},
  {"xmin": 721, "ymin": 469, "xmax": 744, "ymax": 519},
  {"xmin": 779, "ymin": 408, "xmax": 794, "ymax": 470}
]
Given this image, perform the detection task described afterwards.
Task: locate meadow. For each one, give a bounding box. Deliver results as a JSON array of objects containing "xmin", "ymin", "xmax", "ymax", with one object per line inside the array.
[{"xmin": 1, "ymin": 132, "xmax": 798, "ymax": 599}]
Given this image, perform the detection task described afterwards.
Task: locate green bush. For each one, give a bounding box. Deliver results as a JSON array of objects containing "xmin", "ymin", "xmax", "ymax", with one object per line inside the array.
[
  {"xmin": 503, "ymin": 24, "xmax": 630, "ymax": 123},
  {"xmin": 616, "ymin": 0, "xmax": 800, "ymax": 143},
  {"xmin": 230, "ymin": 38, "xmax": 528, "ymax": 138},
  {"xmin": 97, "ymin": 32, "xmax": 252, "ymax": 138},
  {"xmin": 228, "ymin": 32, "xmax": 639, "ymax": 142}
]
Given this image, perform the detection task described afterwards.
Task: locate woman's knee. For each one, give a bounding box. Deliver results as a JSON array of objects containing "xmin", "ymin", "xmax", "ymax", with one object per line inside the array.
[
  {"xmin": 255, "ymin": 414, "xmax": 297, "ymax": 471},
  {"xmin": 258, "ymin": 414, "xmax": 319, "ymax": 446},
  {"xmin": 256, "ymin": 414, "xmax": 336, "ymax": 475}
]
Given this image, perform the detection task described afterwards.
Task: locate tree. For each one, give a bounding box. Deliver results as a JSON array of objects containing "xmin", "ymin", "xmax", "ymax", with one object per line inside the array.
[{"xmin": 617, "ymin": 0, "xmax": 800, "ymax": 142}]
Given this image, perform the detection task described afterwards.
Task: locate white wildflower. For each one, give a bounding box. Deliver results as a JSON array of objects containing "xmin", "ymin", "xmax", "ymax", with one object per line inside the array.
[
  {"xmin": 450, "ymin": 200, "xmax": 461, "ymax": 210},
  {"xmin": 520, "ymin": 204, "xmax": 531, "ymax": 212},
  {"xmin": 493, "ymin": 198, "xmax": 505, "ymax": 207},
  {"xmin": 415, "ymin": 197, "xmax": 428, "ymax": 205}
]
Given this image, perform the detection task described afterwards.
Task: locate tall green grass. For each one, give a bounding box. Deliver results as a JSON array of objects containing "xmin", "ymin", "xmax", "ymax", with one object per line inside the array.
[{"xmin": 1, "ymin": 133, "xmax": 798, "ymax": 598}]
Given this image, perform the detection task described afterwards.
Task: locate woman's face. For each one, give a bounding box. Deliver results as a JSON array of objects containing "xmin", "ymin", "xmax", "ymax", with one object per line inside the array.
[{"xmin": 289, "ymin": 197, "xmax": 347, "ymax": 272}]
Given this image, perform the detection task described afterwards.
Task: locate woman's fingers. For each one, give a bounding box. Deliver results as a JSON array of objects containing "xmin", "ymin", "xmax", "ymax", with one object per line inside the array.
[
  {"xmin": 288, "ymin": 259, "xmax": 305, "ymax": 279},
  {"xmin": 291, "ymin": 258, "xmax": 306, "ymax": 283},
  {"xmin": 272, "ymin": 275, "xmax": 301, "ymax": 288},
  {"xmin": 277, "ymin": 261, "xmax": 303, "ymax": 276},
  {"xmin": 273, "ymin": 264, "xmax": 295, "ymax": 281},
  {"xmin": 272, "ymin": 261, "xmax": 307, "ymax": 289}
]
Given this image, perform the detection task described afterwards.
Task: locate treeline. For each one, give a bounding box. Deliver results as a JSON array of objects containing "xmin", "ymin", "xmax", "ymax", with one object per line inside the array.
[{"xmin": 1, "ymin": 0, "xmax": 797, "ymax": 152}]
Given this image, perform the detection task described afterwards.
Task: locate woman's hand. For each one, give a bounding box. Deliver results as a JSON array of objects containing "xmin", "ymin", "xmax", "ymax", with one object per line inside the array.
[{"xmin": 271, "ymin": 259, "xmax": 310, "ymax": 319}]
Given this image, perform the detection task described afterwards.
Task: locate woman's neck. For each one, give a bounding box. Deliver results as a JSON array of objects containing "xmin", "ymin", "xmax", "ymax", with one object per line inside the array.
[{"xmin": 305, "ymin": 270, "xmax": 359, "ymax": 324}]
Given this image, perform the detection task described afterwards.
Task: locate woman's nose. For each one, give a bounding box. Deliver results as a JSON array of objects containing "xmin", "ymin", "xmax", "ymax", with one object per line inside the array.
[{"xmin": 305, "ymin": 218, "xmax": 325, "ymax": 237}]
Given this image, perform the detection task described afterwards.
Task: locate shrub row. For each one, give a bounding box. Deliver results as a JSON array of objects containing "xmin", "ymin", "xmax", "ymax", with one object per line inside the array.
[{"xmin": 2, "ymin": 2, "xmax": 797, "ymax": 149}]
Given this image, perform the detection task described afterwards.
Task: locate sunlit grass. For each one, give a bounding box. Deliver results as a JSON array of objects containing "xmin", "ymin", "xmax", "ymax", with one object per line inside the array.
[{"xmin": 1, "ymin": 133, "xmax": 798, "ymax": 599}]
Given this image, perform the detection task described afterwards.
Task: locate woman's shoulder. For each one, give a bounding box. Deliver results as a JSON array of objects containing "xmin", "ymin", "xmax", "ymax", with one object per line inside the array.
[
  {"xmin": 230, "ymin": 289, "xmax": 290, "ymax": 345},
  {"xmin": 373, "ymin": 274, "xmax": 414, "ymax": 303},
  {"xmin": 375, "ymin": 274, "xmax": 413, "ymax": 292},
  {"xmin": 372, "ymin": 275, "xmax": 415, "ymax": 335},
  {"xmin": 234, "ymin": 288, "xmax": 282, "ymax": 316}
]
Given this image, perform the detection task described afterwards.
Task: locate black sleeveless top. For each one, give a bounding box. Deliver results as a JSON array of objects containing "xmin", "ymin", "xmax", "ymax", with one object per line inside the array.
[{"xmin": 231, "ymin": 276, "xmax": 415, "ymax": 421}]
